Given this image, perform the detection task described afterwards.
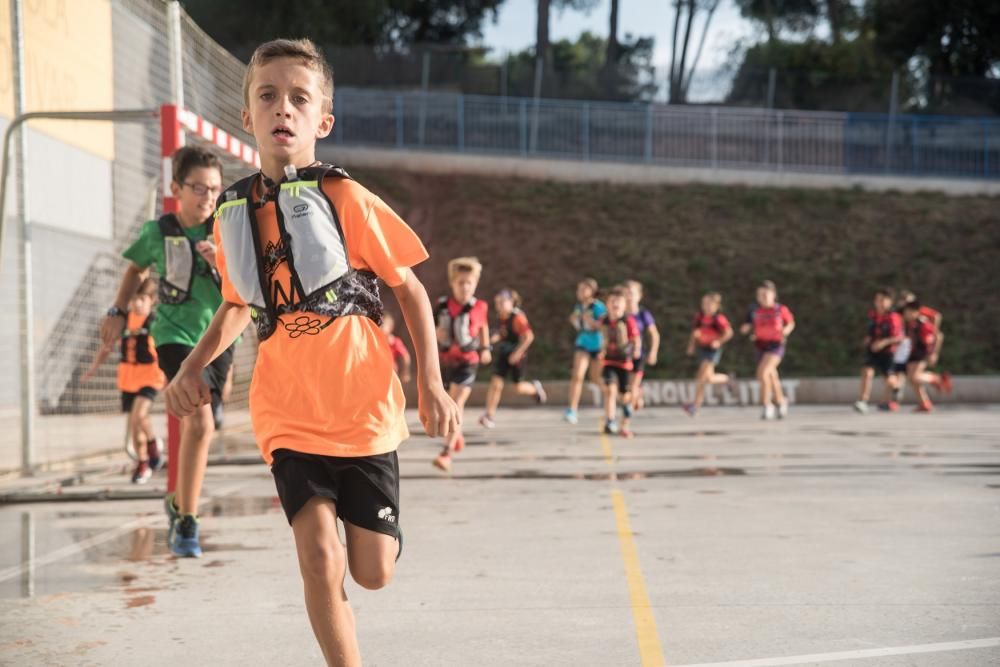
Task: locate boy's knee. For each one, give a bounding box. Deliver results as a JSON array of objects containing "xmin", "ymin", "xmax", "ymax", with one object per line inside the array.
[
  {"xmin": 349, "ymin": 558, "xmax": 394, "ymax": 590},
  {"xmin": 298, "ymin": 539, "xmax": 347, "ymax": 583}
]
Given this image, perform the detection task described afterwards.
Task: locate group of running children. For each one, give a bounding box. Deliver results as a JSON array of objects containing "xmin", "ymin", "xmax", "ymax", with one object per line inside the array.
[{"xmin": 84, "ymin": 36, "xmax": 956, "ymax": 667}]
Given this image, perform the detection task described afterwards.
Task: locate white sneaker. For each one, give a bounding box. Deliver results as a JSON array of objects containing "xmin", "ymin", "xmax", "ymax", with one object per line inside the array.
[
  {"xmin": 777, "ymin": 400, "xmax": 789, "ymax": 419},
  {"xmin": 853, "ymin": 401, "xmax": 869, "ymax": 414},
  {"xmin": 533, "ymin": 380, "xmax": 548, "ymax": 405},
  {"xmin": 478, "ymin": 413, "xmax": 496, "ymax": 429},
  {"xmin": 762, "ymin": 404, "xmax": 776, "ymax": 420}
]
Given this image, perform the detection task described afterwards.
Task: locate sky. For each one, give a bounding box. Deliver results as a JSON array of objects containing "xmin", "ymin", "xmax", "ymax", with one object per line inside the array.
[{"xmin": 477, "ymin": 0, "xmax": 758, "ymax": 76}]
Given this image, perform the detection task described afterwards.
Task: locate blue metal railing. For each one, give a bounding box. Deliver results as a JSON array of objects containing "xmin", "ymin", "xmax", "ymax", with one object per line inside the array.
[{"xmin": 330, "ymin": 88, "xmax": 1000, "ymax": 180}]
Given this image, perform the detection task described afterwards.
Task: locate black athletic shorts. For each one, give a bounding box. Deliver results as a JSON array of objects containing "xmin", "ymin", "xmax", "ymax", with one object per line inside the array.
[
  {"xmin": 158, "ymin": 344, "xmax": 234, "ymax": 404},
  {"xmin": 270, "ymin": 449, "xmax": 400, "ymax": 539},
  {"xmin": 602, "ymin": 365, "xmax": 632, "ymax": 395},
  {"xmin": 863, "ymin": 350, "xmax": 895, "ymax": 377},
  {"xmin": 442, "ymin": 362, "xmax": 477, "ymax": 389},
  {"xmin": 121, "ymin": 386, "xmax": 158, "ymax": 412},
  {"xmin": 492, "ymin": 353, "xmax": 525, "ymax": 383}
]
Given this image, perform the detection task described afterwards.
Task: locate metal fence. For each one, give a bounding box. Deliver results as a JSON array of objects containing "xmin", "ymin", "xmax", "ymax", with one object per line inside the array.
[{"xmin": 331, "ymin": 88, "xmax": 1000, "ymax": 180}]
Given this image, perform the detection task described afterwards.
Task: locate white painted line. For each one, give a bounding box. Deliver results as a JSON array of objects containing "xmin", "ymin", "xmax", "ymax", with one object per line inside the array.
[
  {"xmin": 0, "ymin": 480, "xmax": 254, "ymax": 584},
  {"xmin": 674, "ymin": 637, "xmax": 1000, "ymax": 667}
]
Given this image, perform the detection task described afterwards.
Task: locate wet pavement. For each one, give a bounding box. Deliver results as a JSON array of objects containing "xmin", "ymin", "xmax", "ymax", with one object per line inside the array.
[{"xmin": 0, "ymin": 405, "xmax": 998, "ymax": 666}]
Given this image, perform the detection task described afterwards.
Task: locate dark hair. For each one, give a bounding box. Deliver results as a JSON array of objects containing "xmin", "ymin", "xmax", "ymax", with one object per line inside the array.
[
  {"xmin": 902, "ymin": 300, "xmax": 921, "ymax": 312},
  {"xmin": 244, "ymin": 38, "xmax": 334, "ymax": 113},
  {"xmin": 607, "ymin": 286, "xmax": 628, "ymax": 300},
  {"xmin": 171, "ymin": 146, "xmax": 223, "ymax": 185},
  {"xmin": 875, "ymin": 286, "xmax": 895, "ymax": 299},
  {"xmin": 759, "ymin": 279, "xmax": 776, "ymax": 292}
]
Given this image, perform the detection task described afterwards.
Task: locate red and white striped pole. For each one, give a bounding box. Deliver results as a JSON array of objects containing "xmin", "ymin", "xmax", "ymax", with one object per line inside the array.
[{"xmin": 160, "ymin": 103, "xmax": 182, "ymax": 494}]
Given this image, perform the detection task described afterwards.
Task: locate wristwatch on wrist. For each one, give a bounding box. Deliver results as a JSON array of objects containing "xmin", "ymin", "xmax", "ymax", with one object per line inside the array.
[{"xmin": 106, "ymin": 306, "xmax": 127, "ymax": 318}]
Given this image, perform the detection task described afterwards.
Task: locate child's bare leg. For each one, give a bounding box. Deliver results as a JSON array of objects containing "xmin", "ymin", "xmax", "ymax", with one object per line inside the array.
[
  {"xmin": 129, "ymin": 396, "xmax": 153, "ymax": 460},
  {"xmin": 858, "ymin": 367, "xmax": 874, "ymax": 402},
  {"xmin": 484, "ymin": 376, "xmax": 504, "ymax": 417},
  {"xmin": 514, "ymin": 381, "xmax": 539, "ymax": 396},
  {"xmin": 443, "ymin": 385, "xmax": 471, "ymax": 453},
  {"xmin": 567, "ymin": 351, "xmax": 589, "ymax": 411},
  {"xmin": 759, "ymin": 355, "xmax": 784, "ymax": 404},
  {"xmin": 292, "ymin": 497, "xmax": 361, "ymax": 667},
  {"xmin": 908, "ymin": 362, "xmax": 931, "ymax": 404},
  {"xmin": 175, "ymin": 402, "xmax": 214, "ymax": 514},
  {"xmin": 756, "ymin": 359, "xmax": 772, "ymax": 406},
  {"xmin": 345, "ymin": 522, "xmax": 396, "ymax": 590},
  {"xmin": 693, "ymin": 361, "xmax": 711, "ymax": 408},
  {"xmin": 604, "ymin": 383, "xmax": 616, "ymax": 421},
  {"xmin": 881, "ymin": 374, "xmax": 898, "ymax": 403}
]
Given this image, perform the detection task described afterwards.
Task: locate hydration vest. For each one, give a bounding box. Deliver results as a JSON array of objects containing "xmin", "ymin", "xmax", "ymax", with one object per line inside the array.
[
  {"xmin": 496, "ymin": 308, "xmax": 525, "ymax": 350},
  {"xmin": 215, "ymin": 164, "xmax": 383, "ymax": 341},
  {"xmin": 121, "ymin": 313, "xmax": 156, "ymax": 365},
  {"xmin": 158, "ymin": 214, "xmax": 221, "ymax": 305},
  {"xmin": 603, "ymin": 315, "xmax": 636, "ymax": 363},
  {"xmin": 436, "ymin": 297, "xmax": 483, "ymax": 353}
]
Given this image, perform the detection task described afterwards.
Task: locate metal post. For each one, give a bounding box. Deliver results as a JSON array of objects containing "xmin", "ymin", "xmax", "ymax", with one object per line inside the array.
[
  {"xmin": 395, "ymin": 94, "xmax": 404, "ymax": 148},
  {"xmin": 21, "ymin": 511, "xmax": 34, "ymax": 598},
  {"xmin": 530, "ymin": 56, "xmax": 543, "ymax": 155},
  {"xmin": 710, "ymin": 108, "xmax": 718, "ymax": 168},
  {"xmin": 644, "ymin": 104, "xmax": 654, "ymax": 163},
  {"xmin": 167, "ymin": 1, "xmax": 185, "ymax": 111},
  {"xmin": 500, "ymin": 52, "xmax": 508, "ymax": 113},
  {"xmin": 911, "ymin": 116, "xmax": 918, "ymax": 174},
  {"xmin": 766, "ymin": 67, "xmax": 776, "ymax": 110},
  {"xmin": 776, "ymin": 111, "xmax": 784, "ymax": 171},
  {"xmin": 10, "ymin": 0, "xmax": 35, "ymax": 474},
  {"xmin": 418, "ymin": 51, "xmax": 430, "ymax": 146},
  {"xmin": 519, "ymin": 99, "xmax": 528, "ymax": 156},
  {"xmin": 885, "ymin": 71, "xmax": 899, "ymax": 173},
  {"xmin": 457, "ymin": 95, "xmax": 465, "ymax": 152},
  {"xmin": 582, "ymin": 103, "xmax": 590, "ymax": 160},
  {"xmin": 985, "ymin": 120, "xmax": 991, "ymax": 178}
]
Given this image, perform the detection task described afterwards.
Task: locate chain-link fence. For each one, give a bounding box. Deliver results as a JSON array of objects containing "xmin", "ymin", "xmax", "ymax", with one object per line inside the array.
[{"xmin": 1, "ymin": 0, "xmax": 258, "ymax": 473}]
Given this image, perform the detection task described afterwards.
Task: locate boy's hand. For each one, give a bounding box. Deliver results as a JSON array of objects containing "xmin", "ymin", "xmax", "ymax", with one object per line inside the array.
[
  {"xmin": 100, "ymin": 314, "xmax": 126, "ymax": 348},
  {"xmin": 710, "ymin": 340, "xmax": 721, "ymax": 349},
  {"xmin": 480, "ymin": 350, "xmax": 493, "ymax": 366},
  {"xmin": 418, "ymin": 384, "xmax": 460, "ymax": 438},
  {"xmin": 400, "ymin": 370, "xmax": 412, "ymax": 383},
  {"xmin": 685, "ymin": 345, "xmax": 695, "ymax": 357},
  {"xmin": 509, "ymin": 350, "xmax": 524, "ymax": 365},
  {"xmin": 195, "ymin": 240, "xmax": 217, "ymax": 268},
  {"xmin": 164, "ymin": 365, "xmax": 212, "ymax": 418},
  {"xmin": 646, "ymin": 352, "xmax": 657, "ymax": 366}
]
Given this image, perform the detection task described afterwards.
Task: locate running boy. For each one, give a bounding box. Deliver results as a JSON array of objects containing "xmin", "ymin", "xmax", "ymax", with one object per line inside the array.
[
  {"xmin": 164, "ymin": 39, "xmax": 458, "ymax": 667},
  {"xmin": 739, "ymin": 280, "xmax": 795, "ymax": 420},
  {"xmin": 381, "ymin": 312, "xmax": 411, "ymax": 383},
  {"xmin": 854, "ymin": 287, "xmax": 904, "ymax": 413},
  {"xmin": 682, "ymin": 291, "xmax": 734, "ymax": 416},
  {"xmin": 901, "ymin": 301, "xmax": 953, "ymax": 412},
  {"xmin": 600, "ymin": 286, "xmax": 642, "ymax": 437},
  {"xmin": 433, "ymin": 257, "xmax": 490, "ymax": 471},
  {"xmin": 565, "ymin": 278, "xmax": 606, "ymax": 424},
  {"xmin": 100, "ymin": 145, "xmax": 231, "ymax": 556},
  {"xmin": 624, "ymin": 280, "xmax": 660, "ymax": 412},
  {"xmin": 83, "ymin": 277, "xmax": 165, "ymax": 483},
  {"xmin": 478, "ymin": 288, "xmax": 547, "ymax": 429}
]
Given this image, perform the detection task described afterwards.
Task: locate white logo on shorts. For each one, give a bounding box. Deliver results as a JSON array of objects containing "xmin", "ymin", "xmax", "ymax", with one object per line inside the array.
[{"xmin": 378, "ymin": 507, "xmax": 396, "ymax": 523}]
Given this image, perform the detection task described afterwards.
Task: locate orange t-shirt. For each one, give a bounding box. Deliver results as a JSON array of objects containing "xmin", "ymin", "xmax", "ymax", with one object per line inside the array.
[
  {"xmin": 214, "ymin": 175, "xmax": 428, "ymax": 464},
  {"xmin": 117, "ymin": 312, "xmax": 166, "ymax": 393}
]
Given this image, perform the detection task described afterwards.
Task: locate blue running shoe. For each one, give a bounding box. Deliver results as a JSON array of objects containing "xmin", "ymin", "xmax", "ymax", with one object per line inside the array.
[
  {"xmin": 563, "ymin": 409, "xmax": 578, "ymax": 425},
  {"xmin": 170, "ymin": 515, "xmax": 202, "ymax": 558}
]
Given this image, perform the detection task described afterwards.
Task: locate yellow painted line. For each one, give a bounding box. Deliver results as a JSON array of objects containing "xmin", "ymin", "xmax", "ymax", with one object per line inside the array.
[{"xmin": 602, "ymin": 431, "xmax": 667, "ymax": 666}]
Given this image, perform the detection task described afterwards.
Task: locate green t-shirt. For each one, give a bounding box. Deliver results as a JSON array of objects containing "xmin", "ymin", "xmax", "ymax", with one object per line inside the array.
[{"xmin": 122, "ymin": 219, "xmax": 222, "ymax": 348}]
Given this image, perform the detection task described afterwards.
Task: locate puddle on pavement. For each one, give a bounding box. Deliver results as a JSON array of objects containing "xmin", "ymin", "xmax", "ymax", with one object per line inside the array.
[
  {"xmin": 125, "ymin": 594, "xmax": 155, "ymax": 608},
  {"xmin": 205, "ymin": 495, "xmax": 282, "ymax": 517}
]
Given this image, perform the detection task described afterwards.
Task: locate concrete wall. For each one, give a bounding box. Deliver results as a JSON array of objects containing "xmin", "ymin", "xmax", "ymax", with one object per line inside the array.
[
  {"xmin": 320, "ymin": 145, "xmax": 1000, "ymax": 196},
  {"xmin": 403, "ymin": 376, "xmax": 1000, "ymax": 408}
]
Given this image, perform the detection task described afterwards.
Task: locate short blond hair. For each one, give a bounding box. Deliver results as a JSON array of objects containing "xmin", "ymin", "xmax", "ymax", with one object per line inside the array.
[
  {"xmin": 243, "ymin": 38, "xmax": 334, "ymax": 113},
  {"xmin": 448, "ymin": 257, "xmax": 482, "ymax": 283}
]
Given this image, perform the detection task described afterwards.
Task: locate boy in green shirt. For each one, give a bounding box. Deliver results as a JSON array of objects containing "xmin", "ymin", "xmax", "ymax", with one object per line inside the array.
[{"xmin": 100, "ymin": 146, "xmax": 230, "ymax": 557}]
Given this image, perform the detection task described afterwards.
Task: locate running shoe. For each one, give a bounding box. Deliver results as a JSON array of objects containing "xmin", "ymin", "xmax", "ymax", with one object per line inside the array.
[
  {"xmin": 604, "ymin": 419, "xmax": 618, "ymax": 435},
  {"xmin": 131, "ymin": 461, "xmax": 152, "ymax": 485},
  {"xmin": 533, "ymin": 380, "xmax": 548, "ymax": 405},
  {"xmin": 170, "ymin": 514, "xmax": 202, "ymax": 558},
  {"xmin": 619, "ymin": 428, "xmax": 635, "ymax": 439},
  {"xmin": 212, "ymin": 401, "xmax": 224, "ymax": 430},
  {"xmin": 853, "ymin": 401, "xmax": 869, "ymax": 414},
  {"xmin": 777, "ymin": 401, "xmax": 789, "ymax": 419},
  {"xmin": 478, "ymin": 414, "xmax": 496, "ymax": 429},
  {"xmin": 914, "ymin": 400, "xmax": 934, "ymax": 413},
  {"xmin": 148, "ymin": 437, "xmax": 164, "ymax": 472},
  {"xmin": 726, "ymin": 374, "xmax": 738, "ymax": 394},
  {"xmin": 563, "ymin": 409, "xmax": 578, "ymax": 425},
  {"xmin": 452, "ymin": 432, "xmax": 465, "ymax": 452},
  {"xmin": 432, "ymin": 453, "xmax": 452, "ymax": 472},
  {"xmin": 877, "ymin": 401, "xmax": 899, "ymax": 412},
  {"xmin": 940, "ymin": 372, "xmax": 953, "ymax": 394},
  {"xmin": 762, "ymin": 405, "xmax": 776, "ymax": 421},
  {"xmin": 681, "ymin": 403, "xmax": 698, "ymax": 417},
  {"xmin": 165, "ymin": 492, "xmax": 180, "ymax": 546}
]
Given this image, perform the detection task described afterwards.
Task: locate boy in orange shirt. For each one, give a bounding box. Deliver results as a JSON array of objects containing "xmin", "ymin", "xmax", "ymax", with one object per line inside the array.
[
  {"xmin": 164, "ymin": 39, "xmax": 458, "ymax": 667},
  {"xmin": 83, "ymin": 278, "xmax": 166, "ymax": 484}
]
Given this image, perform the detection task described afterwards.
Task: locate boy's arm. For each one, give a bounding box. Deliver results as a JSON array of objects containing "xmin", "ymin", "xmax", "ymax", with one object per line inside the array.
[
  {"xmin": 80, "ymin": 341, "xmax": 115, "ymax": 382},
  {"xmin": 719, "ymin": 325, "xmax": 734, "ymax": 346},
  {"xmin": 99, "ymin": 263, "xmax": 148, "ymax": 346},
  {"xmin": 164, "ymin": 301, "xmax": 250, "ymax": 417},
  {"xmin": 509, "ymin": 329, "xmax": 534, "ymax": 363},
  {"xmin": 478, "ymin": 323, "xmax": 492, "ymax": 366},
  {"xmin": 392, "ymin": 271, "xmax": 460, "ymax": 438},
  {"xmin": 646, "ymin": 324, "xmax": 661, "ymax": 364}
]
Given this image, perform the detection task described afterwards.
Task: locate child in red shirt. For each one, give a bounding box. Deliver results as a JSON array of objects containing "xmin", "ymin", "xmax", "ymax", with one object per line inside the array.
[
  {"xmin": 600, "ymin": 286, "xmax": 642, "ymax": 438},
  {"xmin": 683, "ymin": 291, "xmax": 734, "ymax": 416},
  {"xmin": 739, "ymin": 280, "xmax": 795, "ymax": 420}
]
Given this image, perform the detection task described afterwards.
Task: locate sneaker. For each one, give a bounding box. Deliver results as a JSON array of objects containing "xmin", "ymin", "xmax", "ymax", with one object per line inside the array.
[
  {"xmin": 681, "ymin": 402, "xmax": 697, "ymax": 417},
  {"xmin": 762, "ymin": 405, "xmax": 776, "ymax": 421},
  {"xmin": 131, "ymin": 461, "xmax": 152, "ymax": 485},
  {"xmin": 892, "ymin": 386, "xmax": 904, "ymax": 403},
  {"xmin": 432, "ymin": 453, "xmax": 452, "ymax": 472},
  {"xmin": 940, "ymin": 372, "xmax": 953, "ymax": 394},
  {"xmin": 164, "ymin": 492, "xmax": 180, "ymax": 546},
  {"xmin": 169, "ymin": 514, "xmax": 202, "ymax": 558},
  {"xmin": 877, "ymin": 401, "xmax": 899, "ymax": 412},
  {"xmin": 533, "ymin": 380, "xmax": 548, "ymax": 405},
  {"xmin": 563, "ymin": 409, "xmax": 578, "ymax": 425},
  {"xmin": 212, "ymin": 401, "xmax": 224, "ymax": 430},
  {"xmin": 478, "ymin": 414, "xmax": 496, "ymax": 429},
  {"xmin": 452, "ymin": 432, "xmax": 465, "ymax": 453},
  {"xmin": 619, "ymin": 428, "xmax": 635, "ymax": 439},
  {"xmin": 853, "ymin": 401, "xmax": 869, "ymax": 414},
  {"xmin": 777, "ymin": 400, "xmax": 789, "ymax": 419},
  {"xmin": 915, "ymin": 401, "xmax": 934, "ymax": 413},
  {"xmin": 148, "ymin": 437, "xmax": 164, "ymax": 472},
  {"xmin": 604, "ymin": 419, "xmax": 618, "ymax": 434}
]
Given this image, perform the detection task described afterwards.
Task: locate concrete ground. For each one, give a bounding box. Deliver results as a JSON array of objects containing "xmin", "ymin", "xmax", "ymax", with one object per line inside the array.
[{"xmin": 0, "ymin": 405, "xmax": 998, "ymax": 666}]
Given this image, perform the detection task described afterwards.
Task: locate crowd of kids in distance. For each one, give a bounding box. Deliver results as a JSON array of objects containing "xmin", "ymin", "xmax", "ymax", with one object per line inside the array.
[{"xmin": 81, "ymin": 35, "xmax": 956, "ymax": 667}]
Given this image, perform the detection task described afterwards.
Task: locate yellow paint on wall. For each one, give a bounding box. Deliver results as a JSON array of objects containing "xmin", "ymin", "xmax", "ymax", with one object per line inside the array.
[{"xmin": 0, "ymin": 0, "xmax": 114, "ymax": 159}]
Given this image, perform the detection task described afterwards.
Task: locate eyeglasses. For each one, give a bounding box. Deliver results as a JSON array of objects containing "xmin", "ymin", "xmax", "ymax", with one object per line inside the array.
[{"xmin": 182, "ymin": 182, "xmax": 222, "ymax": 197}]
